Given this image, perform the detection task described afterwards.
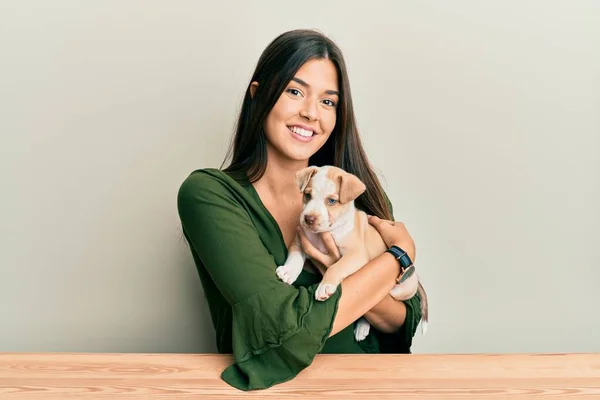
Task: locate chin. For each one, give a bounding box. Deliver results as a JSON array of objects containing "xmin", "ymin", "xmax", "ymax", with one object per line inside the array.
[
  {"xmin": 285, "ymin": 140, "xmax": 326, "ymax": 159},
  {"xmin": 285, "ymin": 149, "xmax": 318, "ymax": 162}
]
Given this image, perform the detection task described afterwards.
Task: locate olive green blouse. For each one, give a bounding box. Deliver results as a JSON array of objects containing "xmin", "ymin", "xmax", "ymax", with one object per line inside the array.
[{"xmin": 177, "ymin": 168, "xmax": 422, "ymax": 391}]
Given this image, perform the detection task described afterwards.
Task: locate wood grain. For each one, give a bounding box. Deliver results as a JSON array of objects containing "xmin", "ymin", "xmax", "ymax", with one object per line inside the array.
[{"xmin": 0, "ymin": 353, "xmax": 599, "ymax": 399}]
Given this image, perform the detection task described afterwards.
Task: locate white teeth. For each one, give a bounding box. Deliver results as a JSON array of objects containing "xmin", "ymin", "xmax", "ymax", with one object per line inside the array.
[{"xmin": 289, "ymin": 126, "xmax": 313, "ymax": 137}]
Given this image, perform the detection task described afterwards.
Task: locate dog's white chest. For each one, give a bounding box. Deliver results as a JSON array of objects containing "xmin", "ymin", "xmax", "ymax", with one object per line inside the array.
[{"xmin": 304, "ymin": 229, "xmax": 329, "ymax": 254}]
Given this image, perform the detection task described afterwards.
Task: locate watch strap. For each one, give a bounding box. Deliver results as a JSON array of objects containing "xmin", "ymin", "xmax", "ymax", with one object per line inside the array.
[
  {"xmin": 386, "ymin": 245, "xmax": 413, "ymax": 269},
  {"xmin": 385, "ymin": 245, "xmax": 415, "ymax": 284}
]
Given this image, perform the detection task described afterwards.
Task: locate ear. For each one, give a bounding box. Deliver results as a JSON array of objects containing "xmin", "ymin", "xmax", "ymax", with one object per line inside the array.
[
  {"xmin": 249, "ymin": 81, "xmax": 259, "ymax": 99},
  {"xmin": 338, "ymin": 172, "xmax": 366, "ymax": 203},
  {"xmin": 296, "ymin": 166, "xmax": 318, "ymax": 192}
]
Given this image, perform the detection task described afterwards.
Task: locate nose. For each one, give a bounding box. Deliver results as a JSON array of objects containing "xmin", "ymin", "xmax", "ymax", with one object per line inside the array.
[
  {"xmin": 300, "ymin": 99, "xmax": 318, "ymax": 121},
  {"xmin": 304, "ymin": 215, "xmax": 317, "ymax": 226}
]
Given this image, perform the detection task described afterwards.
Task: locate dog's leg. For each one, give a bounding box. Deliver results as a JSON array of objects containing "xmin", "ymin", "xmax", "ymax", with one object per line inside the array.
[
  {"xmin": 276, "ymin": 233, "xmax": 306, "ymax": 285},
  {"xmin": 314, "ymin": 281, "xmax": 338, "ymax": 301},
  {"xmin": 314, "ymin": 265, "xmax": 344, "ymax": 301},
  {"xmin": 354, "ymin": 317, "xmax": 371, "ymax": 341}
]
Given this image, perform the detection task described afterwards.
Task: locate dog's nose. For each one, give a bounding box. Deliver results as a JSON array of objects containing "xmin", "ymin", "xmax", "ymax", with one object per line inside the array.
[{"xmin": 304, "ymin": 215, "xmax": 316, "ymax": 226}]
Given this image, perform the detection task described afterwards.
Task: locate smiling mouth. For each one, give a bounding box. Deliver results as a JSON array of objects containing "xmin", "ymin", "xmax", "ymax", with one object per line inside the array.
[{"xmin": 287, "ymin": 125, "xmax": 315, "ymax": 137}]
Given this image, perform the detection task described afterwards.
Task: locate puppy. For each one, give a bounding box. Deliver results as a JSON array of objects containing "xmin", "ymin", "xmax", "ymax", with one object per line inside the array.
[{"xmin": 276, "ymin": 165, "xmax": 429, "ymax": 341}]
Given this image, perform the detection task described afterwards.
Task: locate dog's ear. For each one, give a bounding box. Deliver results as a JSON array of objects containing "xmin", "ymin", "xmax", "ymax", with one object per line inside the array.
[
  {"xmin": 296, "ymin": 166, "xmax": 318, "ymax": 192},
  {"xmin": 338, "ymin": 172, "xmax": 366, "ymax": 204}
]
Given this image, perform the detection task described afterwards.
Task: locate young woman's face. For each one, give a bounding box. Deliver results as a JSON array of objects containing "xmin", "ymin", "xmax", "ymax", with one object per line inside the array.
[{"xmin": 260, "ymin": 58, "xmax": 339, "ymax": 163}]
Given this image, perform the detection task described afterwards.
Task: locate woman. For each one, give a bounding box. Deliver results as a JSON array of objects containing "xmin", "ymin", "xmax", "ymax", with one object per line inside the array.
[{"xmin": 177, "ymin": 29, "xmax": 422, "ymax": 391}]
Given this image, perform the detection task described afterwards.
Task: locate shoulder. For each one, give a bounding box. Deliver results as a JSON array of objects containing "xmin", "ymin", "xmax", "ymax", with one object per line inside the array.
[
  {"xmin": 177, "ymin": 168, "xmax": 254, "ymax": 216},
  {"xmin": 176, "ymin": 167, "xmax": 260, "ymax": 232},
  {"xmin": 179, "ymin": 167, "xmax": 232, "ymax": 188},
  {"xmin": 178, "ymin": 168, "xmax": 246, "ymax": 200}
]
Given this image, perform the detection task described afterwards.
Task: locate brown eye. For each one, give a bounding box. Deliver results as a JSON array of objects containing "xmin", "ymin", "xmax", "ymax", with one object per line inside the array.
[{"xmin": 304, "ymin": 192, "xmax": 312, "ymax": 201}]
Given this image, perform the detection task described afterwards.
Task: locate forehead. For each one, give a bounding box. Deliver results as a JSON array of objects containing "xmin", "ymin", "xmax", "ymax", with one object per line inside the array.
[
  {"xmin": 294, "ymin": 59, "xmax": 339, "ymax": 92},
  {"xmin": 306, "ymin": 169, "xmax": 338, "ymax": 197}
]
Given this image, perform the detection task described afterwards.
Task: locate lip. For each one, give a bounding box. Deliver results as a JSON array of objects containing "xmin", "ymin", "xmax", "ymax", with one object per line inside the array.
[{"xmin": 288, "ymin": 123, "xmax": 318, "ymax": 134}]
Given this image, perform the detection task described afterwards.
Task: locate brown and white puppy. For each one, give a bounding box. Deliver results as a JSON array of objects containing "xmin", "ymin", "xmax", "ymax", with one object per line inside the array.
[{"xmin": 276, "ymin": 165, "xmax": 429, "ymax": 341}]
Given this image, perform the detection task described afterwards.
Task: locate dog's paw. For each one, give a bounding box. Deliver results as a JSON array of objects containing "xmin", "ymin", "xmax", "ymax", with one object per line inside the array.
[
  {"xmin": 315, "ymin": 283, "xmax": 338, "ymax": 301},
  {"xmin": 276, "ymin": 264, "xmax": 301, "ymax": 285},
  {"xmin": 354, "ymin": 318, "xmax": 370, "ymax": 341}
]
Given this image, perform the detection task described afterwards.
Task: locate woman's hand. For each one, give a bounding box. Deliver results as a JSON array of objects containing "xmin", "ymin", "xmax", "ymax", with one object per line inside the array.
[
  {"xmin": 297, "ymin": 227, "xmax": 341, "ymax": 275},
  {"xmin": 368, "ymin": 216, "xmax": 416, "ymax": 262}
]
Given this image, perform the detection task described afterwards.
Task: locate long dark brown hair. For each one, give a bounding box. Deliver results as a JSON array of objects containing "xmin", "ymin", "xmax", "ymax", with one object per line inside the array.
[{"xmin": 222, "ymin": 29, "xmax": 392, "ymax": 220}]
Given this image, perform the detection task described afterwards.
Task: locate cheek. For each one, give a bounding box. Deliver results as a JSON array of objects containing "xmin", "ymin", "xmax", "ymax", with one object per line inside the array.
[
  {"xmin": 264, "ymin": 97, "xmax": 295, "ymax": 136},
  {"xmin": 320, "ymin": 111, "xmax": 337, "ymax": 136},
  {"xmin": 273, "ymin": 96, "xmax": 299, "ymax": 122},
  {"xmin": 264, "ymin": 111, "xmax": 279, "ymax": 138}
]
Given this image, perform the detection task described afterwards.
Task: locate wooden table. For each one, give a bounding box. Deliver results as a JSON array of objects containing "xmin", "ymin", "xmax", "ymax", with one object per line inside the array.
[{"xmin": 1, "ymin": 353, "xmax": 599, "ymax": 399}]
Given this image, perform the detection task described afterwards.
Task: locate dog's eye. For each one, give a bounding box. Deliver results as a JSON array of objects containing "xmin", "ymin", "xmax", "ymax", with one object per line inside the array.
[
  {"xmin": 304, "ymin": 192, "xmax": 312, "ymax": 201},
  {"xmin": 327, "ymin": 198, "xmax": 338, "ymax": 205}
]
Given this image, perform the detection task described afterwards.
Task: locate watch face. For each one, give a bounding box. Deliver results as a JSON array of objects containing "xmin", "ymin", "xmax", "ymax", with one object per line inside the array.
[{"xmin": 399, "ymin": 266, "xmax": 415, "ymax": 283}]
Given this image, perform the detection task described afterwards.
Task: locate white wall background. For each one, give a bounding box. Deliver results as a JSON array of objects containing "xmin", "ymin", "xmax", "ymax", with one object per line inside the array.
[{"xmin": 1, "ymin": 0, "xmax": 599, "ymax": 355}]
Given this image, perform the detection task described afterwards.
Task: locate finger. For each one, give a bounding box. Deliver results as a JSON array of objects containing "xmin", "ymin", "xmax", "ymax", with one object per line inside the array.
[
  {"xmin": 367, "ymin": 215, "xmax": 381, "ymax": 228},
  {"xmin": 321, "ymin": 232, "xmax": 341, "ymax": 259},
  {"xmin": 297, "ymin": 227, "xmax": 327, "ymax": 264},
  {"xmin": 368, "ymin": 215, "xmax": 396, "ymax": 227}
]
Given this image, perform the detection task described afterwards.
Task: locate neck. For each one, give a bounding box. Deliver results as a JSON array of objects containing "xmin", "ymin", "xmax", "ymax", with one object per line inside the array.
[{"xmin": 256, "ymin": 147, "xmax": 308, "ymax": 198}]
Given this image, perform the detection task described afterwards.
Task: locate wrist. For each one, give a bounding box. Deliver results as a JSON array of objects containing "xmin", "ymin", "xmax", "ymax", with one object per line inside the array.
[
  {"xmin": 390, "ymin": 242, "xmax": 415, "ymax": 262},
  {"xmin": 380, "ymin": 251, "xmax": 405, "ymax": 287},
  {"xmin": 385, "ymin": 244, "xmax": 415, "ymax": 284}
]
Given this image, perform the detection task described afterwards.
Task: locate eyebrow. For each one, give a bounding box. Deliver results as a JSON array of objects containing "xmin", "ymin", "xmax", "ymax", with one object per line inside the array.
[{"xmin": 292, "ymin": 77, "xmax": 339, "ymax": 96}]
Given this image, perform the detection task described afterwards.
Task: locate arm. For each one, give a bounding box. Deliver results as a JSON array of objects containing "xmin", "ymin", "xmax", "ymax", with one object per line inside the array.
[
  {"xmin": 362, "ymin": 216, "xmax": 423, "ymax": 351},
  {"xmin": 329, "ymin": 251, "xmax": 403, "ymax": 336},
  {"xmin": 360, "ymin": 198, "xmax": 419, "ymax": 333},
  {"xmin": 177, "ymin": 170, "xmax": 341, "ymax": 390},
  {"xmin": 307, "ymin": 194, "xmax": 423, "ymax": 347},
  {"xmin": 176, "ymin": 171, "xmax": 421, "ymax": 386},
  {"xmin": 296, "ymin": 224, "xmax": 406, "ymax": 335},
  {"xmin": 363, "ymin": 294, "xmax": 408, "ymax": 333},
  {"xmin": 299, "ymin": 217, "xmax": 415, "ymax": 335}
]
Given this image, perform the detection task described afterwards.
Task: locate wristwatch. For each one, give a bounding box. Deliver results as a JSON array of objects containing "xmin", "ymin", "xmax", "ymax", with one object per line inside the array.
[{"xmin": 385, "ymin": 245, "xmax": 415, "ymax": 284}]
